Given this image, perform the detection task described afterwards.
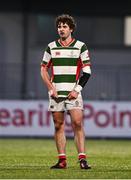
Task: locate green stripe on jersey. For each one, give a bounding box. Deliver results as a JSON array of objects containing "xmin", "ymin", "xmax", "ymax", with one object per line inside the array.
[
  {"xmin": 52, "ymin": 47, "xmax": 79, "ymax": 50},
  {"xmin": 70, "ymin": 39, "xmax": 77, "ymax": 47},
  {"xmin": 53, "ymin": 58, "xmax": 77, "ymax": 66},
  {"xmin": 83, "ymin": 60, "xmax": 91, "ymax": 64},
  {"xmin": 81, "ymin": 44, "xmax": 87, "ymax": 53},
  {"xmin": 57, "ymin": 91, "xmax": 70, "ymax": 96},
  {"xmin": 41, "ymin": 61, "xmax": 47, "ymax": 65},
  {"xmin": 53, "ymin": 75, "xmax": 76, "ymax": 83},
  {"xmin": 55, "ymin": 41, "xmax": 61, "ymax": 47},
  {"xmin": 45, "ymin": 46, "xmax": 51, "ymax": 54}
]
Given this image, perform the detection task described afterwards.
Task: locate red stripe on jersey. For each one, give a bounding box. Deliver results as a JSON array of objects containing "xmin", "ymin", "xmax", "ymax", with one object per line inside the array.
[
  {"xmin": 51, "ymin": 65, "xmax": 54, "ymax": 82},
  {"xmin": 47, "ymin": 59, "xmax": 54, "ymax": 82},
  {"xmin": 76, "ymin": 58, "xmax": 82, "ymax": 81},
  {"xmin": 82, "ymin": 64, "xmax": 91, "ymax": 68},
  {"xmin": 46, "ymin": 59, "xmax": 52, "ymax": 68},
  {"xmin": 41, "ymin": 59, "xmax": 52, "ymax": 69},
  {"xmin": 41, "ymin": 64, "xmax": 46, "ymax": 68}
]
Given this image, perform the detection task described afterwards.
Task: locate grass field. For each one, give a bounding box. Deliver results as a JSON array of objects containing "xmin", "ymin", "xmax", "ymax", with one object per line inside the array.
[{"xmin": 0, "ymin": 138, "xmax": 131, "ymax": 179}]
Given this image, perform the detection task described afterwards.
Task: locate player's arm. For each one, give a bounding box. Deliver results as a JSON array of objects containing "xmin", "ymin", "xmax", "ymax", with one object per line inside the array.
[
  {"xmin": 73, "ymin": 72, "xmax": 91, "ymax": 94},
  {"xmin": 40, "ymin": 65, "xmax": 53, "ymax": 91},
  {"xmin": 41, "ymin": 65, "xmax": 58, "ymax": 97},
  {"xmin": 74, "ymin": 44, "xmax": 91, "ymax": 93},
  {"xmin": 40, "ymin": 46, "xmax": 58, "ymax": 98},
  {"xmin": 68, "ymin": 70, "xmax": 91, "ymax": 100}
]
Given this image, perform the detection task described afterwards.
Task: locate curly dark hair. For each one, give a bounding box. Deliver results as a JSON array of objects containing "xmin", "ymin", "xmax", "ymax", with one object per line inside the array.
[{"xmin": 55, "ymin": 14, "xmax": 76, "ymax": 33}]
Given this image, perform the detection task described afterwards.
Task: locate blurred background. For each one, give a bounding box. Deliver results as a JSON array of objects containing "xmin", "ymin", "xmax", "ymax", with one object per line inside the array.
[
  {"xmin": 0, "ymin": 0, "xmax": 131, "ymax": 138},
  {"xmin": 0, "ymin": 0, "xmax": 131, "ymax": 100}
]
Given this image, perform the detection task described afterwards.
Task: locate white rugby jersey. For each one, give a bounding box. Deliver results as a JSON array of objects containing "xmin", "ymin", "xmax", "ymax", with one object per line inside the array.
[{"xmin": 41, "ymin": 38, "xmax": 91, "ymax": 97}]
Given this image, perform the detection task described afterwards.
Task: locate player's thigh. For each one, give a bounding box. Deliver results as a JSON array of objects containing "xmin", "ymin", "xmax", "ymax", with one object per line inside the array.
[
  {"xmin": 69, "ymin": 109, "xmax": 83, "ymax": 123},
  {"xmin": 52, "ymin": 111, "xmax": 65, "ymax": 124}
]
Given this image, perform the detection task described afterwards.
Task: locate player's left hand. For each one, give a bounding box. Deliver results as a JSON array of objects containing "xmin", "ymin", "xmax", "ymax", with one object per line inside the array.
[{"xmin": 68, "ymin": 90, "xmax": 79, "ymax": 100}]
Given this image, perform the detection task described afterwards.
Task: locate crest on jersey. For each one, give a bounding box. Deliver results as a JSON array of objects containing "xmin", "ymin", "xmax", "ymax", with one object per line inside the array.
[
  {"xmin": 75, "ymin": 101, "xmax": 79, "ymax": 106},
  {"xmin": 55, "ymin": 52, "xmax": 60, "ymax": 56}
]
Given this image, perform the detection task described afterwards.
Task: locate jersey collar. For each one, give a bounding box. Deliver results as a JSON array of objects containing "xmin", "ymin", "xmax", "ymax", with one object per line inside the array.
[{"xmin": 56, "ymin": 38, "xmax": 76, "ymax": 47}]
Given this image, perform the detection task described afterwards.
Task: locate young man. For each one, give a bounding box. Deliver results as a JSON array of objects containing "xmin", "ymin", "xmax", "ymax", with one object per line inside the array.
[{"xmin": 41, "ymin": 14, "xmax": 91, "ymax": 169}]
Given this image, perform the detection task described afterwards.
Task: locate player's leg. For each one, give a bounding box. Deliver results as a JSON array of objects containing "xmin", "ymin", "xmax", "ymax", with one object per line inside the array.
[
  {"xmin": 50, "ymin": 111, "xmax": 67, "ymax": 169},
  {"xmin": 69, "ymin": 109, "xmax": 91, "ymax": 169},
  {"xmin": 52, "ymin": 111, "xmax": 66, "ymax": 155},
  {"xmin": 69, "ymin": 109, "xmax": 85, "ymax": 153}
]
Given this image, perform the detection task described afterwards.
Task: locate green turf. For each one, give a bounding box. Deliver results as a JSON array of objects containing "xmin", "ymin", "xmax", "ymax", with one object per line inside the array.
[{"xmin": 0, "ymin": 138, "xmax": 131, "ymax": 179}]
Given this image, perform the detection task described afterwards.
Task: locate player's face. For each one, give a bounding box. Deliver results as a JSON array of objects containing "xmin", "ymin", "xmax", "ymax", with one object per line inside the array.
[{"xmin": 57, "ymin": 23, "xmax": 73, "ymax": 40}]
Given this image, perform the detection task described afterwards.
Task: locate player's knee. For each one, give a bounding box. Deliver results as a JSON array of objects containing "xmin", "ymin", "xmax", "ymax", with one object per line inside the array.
[
  {"xmin": 54, "ymin": 120, "xmax": 64, "ymax": 131},
  {"xmin": 72, "ymin": 120, "xmax": 82, "ymax": 130}
]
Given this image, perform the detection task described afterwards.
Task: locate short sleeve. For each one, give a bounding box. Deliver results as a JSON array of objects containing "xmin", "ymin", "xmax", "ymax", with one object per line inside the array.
[
  {"xmin": 41, "ymin": 46, "xmax": 51, "ymax": 67},
  {"xmin": 80, "ymin": 44, "xmax": 91, "ymax": 74}
]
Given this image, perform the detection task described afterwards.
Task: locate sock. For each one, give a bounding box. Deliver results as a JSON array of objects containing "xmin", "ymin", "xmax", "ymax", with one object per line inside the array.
[
  {"xmin": 78, "ymin": 153, "xmax": 86, "ymax": 160},
  {"xmin": 58, "ymin": 154, "xmax": 66, "ymax": 161}
]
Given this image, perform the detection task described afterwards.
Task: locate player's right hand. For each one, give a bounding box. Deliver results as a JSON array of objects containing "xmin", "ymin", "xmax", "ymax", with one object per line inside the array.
[{"xmin": 48, "ymin": 88, "xmax": 58, "ymax": 98}]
